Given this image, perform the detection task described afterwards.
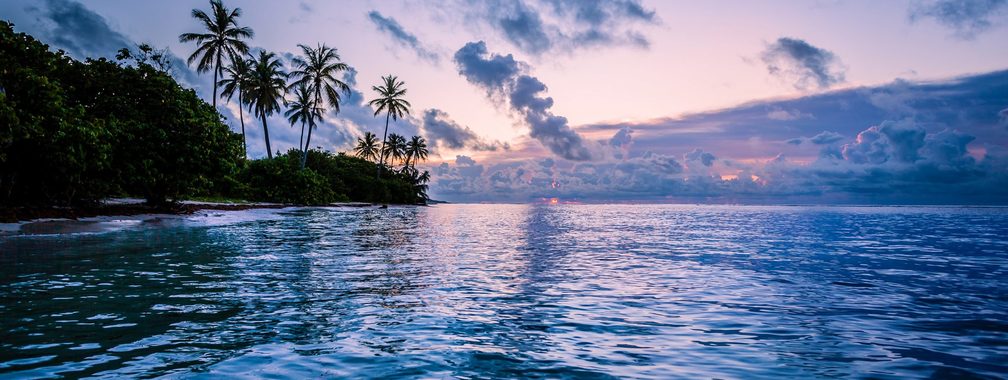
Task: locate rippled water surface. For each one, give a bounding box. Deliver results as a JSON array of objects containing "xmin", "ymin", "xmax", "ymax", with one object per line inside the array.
[{"xmin": 1, "ymin": 204, "xmax": 1007, "ymax": 379}]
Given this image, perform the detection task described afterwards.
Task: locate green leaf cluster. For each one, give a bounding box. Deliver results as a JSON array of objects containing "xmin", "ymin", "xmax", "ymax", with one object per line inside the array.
[{"xmin": 1, "ymin": 21, "xmax": 241, "ymax": 206}]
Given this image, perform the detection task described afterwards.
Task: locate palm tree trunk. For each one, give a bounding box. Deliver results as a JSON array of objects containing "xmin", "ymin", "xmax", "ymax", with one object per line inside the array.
[
  {"xmin": 238, "ymin": 91, "xmax": 247, "ymax": 158},
  {"xmin": 299, "ymin": 120, "xmax": 306, "ymax": 152},
  {"xmin": 377, "ymin": 112, "xmax": 390, "ymax": 179},
  {"xmin": 212, "ymin": 52, "xmax": 220, "ymax": 109},
  {"xmin": 301, "ymin": 123, "xmax": 314, "ymax": 169},
  {"xmin": 262, "ymin": 114, "xmax": 273, "ymax": 159}
]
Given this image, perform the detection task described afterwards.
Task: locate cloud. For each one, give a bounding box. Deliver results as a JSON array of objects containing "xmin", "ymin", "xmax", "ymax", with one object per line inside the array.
[
  {"xmin": 461, "ymin": 0, "xmax": 658, "ymax": 55},
  {"xmin": 766, "ymin": 106, "xmax": 812, "ymax": 121},
  {"xmin": 26, "ymin": 0, "xmax": 132, "ymax": 59},
  {"xmin": 367, "ymin": 10, "xmax": 439, "ymax": 63},
  {"xmin": 453, "ymin": 41, "xmax": 522, "ymax": 90},
  {"xmin": 761, "ymin": 37, "xmax": 845, "ymax": 90},
  {"xmin": 684, "ymin": 148, "xmax": 716, "ymax": 167},
  {"xmin": 429, "ymin": 70, "xmax": 1008, "ymax": 204},
  {"xmin": 421, "ymin": 109, "xmax": 509, "ymax": 151},
  {"xmin": 453, "ymin": 41, "xmax": 599, "ymax": 161},
  {"xmin": 427, "ymin": 121, "xmax": 1006, "ymax": 204},
  {"xmin": 999, "ymin": 107, "xmax": 1008, "ymax": 127},
  {"xmin": 580, "ymin": 70, "xmax": 1008, "ymax": 164},
  {"xmin": 909, "ymin": 0, "xmax": 1008, "ymax": 38},
  {"xmin": 809, "ymin": 131, "xmax": 844, "ymax": 145}
]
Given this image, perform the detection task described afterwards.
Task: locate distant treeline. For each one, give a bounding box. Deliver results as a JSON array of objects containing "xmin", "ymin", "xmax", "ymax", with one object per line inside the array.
[{"xmin": 0, "ymin": 21, "xmax": 426, "ymax": 207}]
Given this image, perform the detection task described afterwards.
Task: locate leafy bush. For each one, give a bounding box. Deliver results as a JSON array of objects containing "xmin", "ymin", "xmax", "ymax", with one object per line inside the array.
[
  {"xmin": 0, "ymin": 21, "xmax": 243, "ymax": 206},
  {"xmin": 240, "ymin": 151, "xmax": 343, "ymax": 205}
]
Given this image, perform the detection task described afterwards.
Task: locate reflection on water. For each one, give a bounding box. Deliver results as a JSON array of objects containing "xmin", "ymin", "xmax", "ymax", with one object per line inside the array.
[{"xmin": 1, "ymin": 204, "xmax": 1007, "ymax": 378}]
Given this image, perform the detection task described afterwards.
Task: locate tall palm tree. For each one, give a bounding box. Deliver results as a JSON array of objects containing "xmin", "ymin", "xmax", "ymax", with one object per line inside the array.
[
  {"xmin": 284, "ymin": 84, "xmax": 319, "ymax": 154},
  {"xmin": 288, "ymin": 43, "xmax": 351, "ymax": 168},
  {"xmin": 354, "ymin": 132, "xmax": 380, "ymax": 162},
  {"xmin": 179, "ymin": 0, "xmax": 253, "ymax": 109},
  {"xmin": 368, "ymin": 75, "xmax": 411, "ymax": 176},
  {"xmin": 404, "ymin": 135, "xmax": 429, "ymax": 170},
  {"xmin": 382, "ymin": 133, "xmax": 407, "ymax": 168},
  {"xmin": 218, "ymin": 52, "xmax": 252, "ymax": 157},
  {"xmin": 245, "ymin": 51, "xmax": 287, "ymax": 159}
]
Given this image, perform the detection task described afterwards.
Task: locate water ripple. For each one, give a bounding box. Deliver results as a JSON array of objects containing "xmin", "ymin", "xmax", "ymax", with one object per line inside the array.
[{"xmin": 1, "ymin": 204, "xmax": 1006, "ymax": 378}]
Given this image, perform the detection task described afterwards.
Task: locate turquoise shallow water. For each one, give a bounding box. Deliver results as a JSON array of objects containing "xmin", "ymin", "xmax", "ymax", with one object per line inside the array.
[{"xmin": 1, "ymin": 204, "xmax": 1007, "ymax": 379}]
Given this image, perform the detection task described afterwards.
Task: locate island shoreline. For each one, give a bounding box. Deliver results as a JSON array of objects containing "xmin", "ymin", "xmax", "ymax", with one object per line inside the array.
[{"xmin": 0, "ymin": 201, "xmax": 383, "ymax": 224}]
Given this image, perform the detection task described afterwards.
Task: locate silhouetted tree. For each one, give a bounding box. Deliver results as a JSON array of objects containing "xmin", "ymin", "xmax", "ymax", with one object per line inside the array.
[
  {"xmin": 368, "ymin": 75, "xmax": 410, "ymax": 177},
  {"xmin": 179, "ymin": 0, "xmax": 253, "ymax": 109},
  {"xmin": 354, "ymin": 132, "xmax": 380, "ymax": 163},
  {"xmin": 404, "ymin": 135, "xmax": 429, "ymax": 170},
  {"xmin": 219, "ymin": 52, "xmax": 253, "ymax": 156},
  {"xmin": 245, "ymin": 51, "xmax": 287, "ymax": 159},
  {"xmin": 288, "ymin": 43, "xmax": 350, "ymax": 168}
]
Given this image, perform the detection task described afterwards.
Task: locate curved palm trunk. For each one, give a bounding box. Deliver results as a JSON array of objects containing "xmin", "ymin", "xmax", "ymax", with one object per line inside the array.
[
  {"xmin": 261, "ymin": 114, "xmax": 273, "ymax": 159},
  {"xmin": 238, "ymin": 91, "xmax": 247, "ymax": 158},
  {"xmin": 300, "ymin": 123, "xmax": 314, "ymax": 169},
  {"xmin": 377, "ymin": 112, "xmax": 390, "ymax": 179}
]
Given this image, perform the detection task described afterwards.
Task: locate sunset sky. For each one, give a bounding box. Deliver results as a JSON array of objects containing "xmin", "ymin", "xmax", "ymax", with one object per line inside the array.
[{"xmin": 3, "ymin": 0, "xmax": 1007, "ymax": 203}]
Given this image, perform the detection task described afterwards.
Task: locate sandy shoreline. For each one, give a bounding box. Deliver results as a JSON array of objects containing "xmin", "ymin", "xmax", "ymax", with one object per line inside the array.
[{"xmin": 0, "ymin": 198, "xmax": 376, "ymax": 224}]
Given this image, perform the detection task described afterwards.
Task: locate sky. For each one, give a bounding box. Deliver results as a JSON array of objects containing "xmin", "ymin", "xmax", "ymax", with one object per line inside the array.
[{"xmin": 2, "ymin": 0, "xmax": 1007, "ymax": 204}]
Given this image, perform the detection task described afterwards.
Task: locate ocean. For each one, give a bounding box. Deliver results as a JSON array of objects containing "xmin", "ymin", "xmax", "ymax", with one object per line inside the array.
[{"xmin": 1, "ymin": 204, "xmax": 1006, "ymax": 378}]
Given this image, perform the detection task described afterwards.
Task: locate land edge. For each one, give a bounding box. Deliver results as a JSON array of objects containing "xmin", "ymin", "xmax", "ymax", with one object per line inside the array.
[{"xmin": 0, "ymin": 201, "xmax": 393, "ymax": 224}]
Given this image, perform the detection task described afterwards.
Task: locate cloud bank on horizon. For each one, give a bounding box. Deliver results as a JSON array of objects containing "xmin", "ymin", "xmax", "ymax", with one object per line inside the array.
[
  {"xmin": 431, "ymin": 69, "xmax": 1008, "ymax": 204},
  {"xmin": 2, "ymin": 0, "xmax": 1007, "ymax": 204}
]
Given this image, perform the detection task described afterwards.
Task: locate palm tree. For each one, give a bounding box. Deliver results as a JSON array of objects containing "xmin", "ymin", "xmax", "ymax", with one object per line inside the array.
[
  {"xmin": 288, "ymin": 43, "xmax": 351, "ymax": 168},
  {"xmin": 219, "ymin": 52, "xmax": 252, "ymax": 157},
  {"xmin": 245, "ymin": 51, "xmax": 287, "ymax": 159},
  {"xmin": 354, "ymin": 132, "xmax": 380, "ymax": 162},
  {"xmin": 382, "ymin": 133, "xmax": 407, "ymax": 168},
  {"xmin": 368, "ymin": 75, "xmax": 411, "ymax": 176},
  {"xmin": 179, "ymin": 0, "xmax": 253, "ymax": 109},
  {"xmin": 404, "ymin": 135, "xmax": 429, "ymax": 170},
  {"xmin": 284, "ymin": 84, "xmax": 319, "ymax": 155}
]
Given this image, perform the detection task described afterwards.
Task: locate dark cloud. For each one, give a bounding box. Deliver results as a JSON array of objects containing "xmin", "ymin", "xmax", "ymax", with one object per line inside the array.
[
  {"xmin": 453, "ymin": 41, "xmax": 522, "ymax": 90},
  {"xmin": 761, "ymin": 37, "xmax": 845, "ymax": 90},
  {"xmin": 27, "ymin": 0, "xmax": 132, "ymax": 59},
  {"xmin": 421, "ymin": 109, "xmax": 509, "ymax": 151},
  {"xmin": 496, "ymin": 1, "xmax": 552, "ymax": 54},
  {"xmin": 427, "ymin": 121, "xmax": 1006, "ymax": 204},
  {"xmin": 453, "ymin": 41, "xmax": 598, "ymax": 161},
  {"xmin": 909, "ymin": 0, "xmax": 1008, "ymax": 38},
  {"xmin": 684, "ymin": 148, "xmax": 716, "ymax": 167},
  {"xmin": 581, "ymin": 69, "xmax": 1008, "ymax": 163},
  {"xmin": 463, "ymin": 0, "xmax": 658, "ymax": 55},
  {"xmin": 367, "ymin": 10, "xmax": 439, "ymax": 63},
  {"xmin": 17, "ymin": 0, "xmax": 207, "ymax": 109}
]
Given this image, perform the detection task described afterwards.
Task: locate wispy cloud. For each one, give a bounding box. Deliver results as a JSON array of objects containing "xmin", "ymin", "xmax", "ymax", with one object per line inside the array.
[
  {"xmin": 460, "ymin": 0, "xmax": 658, "ymax": 55},
  {"xmin": 367, "ymin": 10, "xmax": 439, "ymax": 63},
  {"xmin": 422, "ymin": 109, "xmax": 509, "ymax": 151},
  {"xmin": 909, "ymin": 0, "xmax": 1008, "ymax": 38}
]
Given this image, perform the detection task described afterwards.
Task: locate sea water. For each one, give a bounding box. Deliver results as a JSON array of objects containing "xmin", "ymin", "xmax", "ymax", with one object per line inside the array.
[{"xmin": 1, "ymin": 204, "xmax": 1006, "ymax": 378}]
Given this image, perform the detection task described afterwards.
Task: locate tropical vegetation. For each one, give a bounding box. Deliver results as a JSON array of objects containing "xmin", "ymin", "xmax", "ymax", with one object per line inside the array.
[{"xmin": 1, "ymin": 0, "xmax": 434, "ymax": 211}]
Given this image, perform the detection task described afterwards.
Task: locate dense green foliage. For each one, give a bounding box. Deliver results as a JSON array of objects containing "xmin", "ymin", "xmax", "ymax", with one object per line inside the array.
[
  {"xmin": 0, "ymin": 22, "xmax": 427, "ymax": 208},
  {"xmin": 240, "ymin": 149, "xmax": 426, "ymax": 205},
  {"xmin": 1, "ymin": 21, "xmax": 242, "ymax": 206}
]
